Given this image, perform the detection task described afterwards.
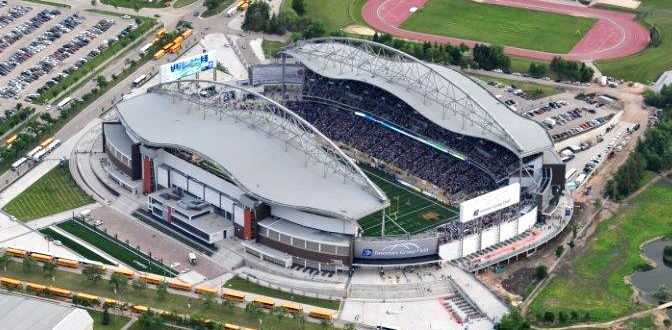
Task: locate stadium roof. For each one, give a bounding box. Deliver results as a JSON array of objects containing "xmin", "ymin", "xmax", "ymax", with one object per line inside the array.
[
  {"xmin": 116, "ymin": 81, "xmax": 388, "ymax": 221},
  {"xmin": 0, "ymin": 294, "xmax": 93, "ymax": 330},
  {"xmin": 280, "ymin": 38, "xmax": 554, "ymax": 157}
]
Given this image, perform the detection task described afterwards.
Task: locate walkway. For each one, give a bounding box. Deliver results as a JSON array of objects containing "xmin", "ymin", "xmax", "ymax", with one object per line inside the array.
[{"xmin": 362, "ymin": 0, "xmax": 649, "ymax": 61}]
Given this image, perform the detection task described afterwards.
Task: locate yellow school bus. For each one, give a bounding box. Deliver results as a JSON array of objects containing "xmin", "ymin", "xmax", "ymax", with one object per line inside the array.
[
  {"xmin": 57, "ymin": 258, "xmax": 79, "ymax": 269},
  {"xmin": 282, "ymin": 302, "xmax": 302, "ymax": 314},
  {"xmin": 222, "ymin": 289, "xmax": 245, "ymax": 302},
  {"xmin": 253, "ymin": 297, "xmax": 275, "ymax": 309},
  {"xmin": 48, "ymin": 286, "xmax": 72, "ymax": 298},
  {"xmin": 139, "ymin": 273, "xmax": 165, "ymax": 285},
  {"xmin": 30, "ymin": 252, "xmax": 54, "ymax": 263},
  {"xmin": 5, "ymin": 247, "xmax": 28, "ymax": 258},
  {"xmin": 0, "ymin": 277, "xmax": 21, "ymax": 288},
  {"xmin": 132, "ymin": 305, "xmax": 149, "ymax": 314},
  {"xmin": 169, "ymin": 279, "xmax": 192, "ymax": 292},
  {"xmin": 112, "ymin": 267, "xmax": 135, "ymax": 279},
  {"xmin": 195, "ymin": 285, "xmax": 217, "ymax": 296},
  {"xmin": 308, "ymin": 308, "xmax": 333, "ymax": 320},
  {"xmin": 26, "ymin": 282, "xmax": 47, "ymax": 292}
]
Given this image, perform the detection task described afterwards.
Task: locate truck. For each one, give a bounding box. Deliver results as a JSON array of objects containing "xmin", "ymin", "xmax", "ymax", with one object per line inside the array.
[{"xmin": 188, "ymin": 252, "xmax": 197, "ymax": 265}]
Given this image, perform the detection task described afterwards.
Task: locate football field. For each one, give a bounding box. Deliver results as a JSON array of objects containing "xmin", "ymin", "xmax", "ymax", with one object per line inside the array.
[
  {"xmin": 400, "ymin": 0, "xmax": 596, "ymax": 53},
  {"xmin": 358, "ymin": 167, "xmax": 458, "ymax": 236}
]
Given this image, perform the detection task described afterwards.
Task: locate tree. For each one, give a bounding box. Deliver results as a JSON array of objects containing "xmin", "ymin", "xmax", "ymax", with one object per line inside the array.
[
  {"xmin": 22, "ymin": 257, "xmax": 36, "ymax": 273},
  {"xmin": 271, "ymin": 306, "xmax": 287, "ymax": 324},
  {"xmin": 664, "ymin": 318, "xmax": 671, "ymax": 328},
  {"xmin": 320, "ymin": 320, "xmax": 334, "ymax": 329},
  {"xmin": 293, "ymin": 312, "xmax": 307, "ymax": 329},
  {"xmin": 201, "ymin": 292, "xmax": 215, "ymax": 309},
  {"xmin": 0, "ymin": 254, "xmax": 10, "ymax": 271},
  {"xmin": 543, "ymin": 311, "xmax": 555, "ymax": 323},
  {"xmin": 344, "ymin": 323, "xmax": 357, "ymax": 330},
  {"xmin": 245, "ymin": 302, "xmax": 265, "ymax": 322},
  {"xmin": 132, "ymin": 279, "xmax": 148, "ymax": 295},
  {"xmin": 558, "ymin": 311, "xmax": 568, "ymax": 324},
  {"xmin": 654, "ymin": 285, "xmax": 672, "ymax": 302},
  {"xmin": 42, "ymin": 261, "xmax": 57, "ymax": 278},
  {"xmin": 82, "ymin": 265, "xmax": 104, "ymax": 284},
  {"xmin": 110, "ymin": 273, "xmax": 129, "ymax": 293},
  {"xmin": 496, "ymin": 309, "xmax": 530, "ymax": 330},
  {"xmin": 138, "ymin": 310, "xmax": 161, "ymax": 329},
  {"xmin": 204, "ymin": 0, "xmax": 219, "ymax": 12},
  {"xmin": 473, "ymin": 44, "xmax": 510, "ymax": 71},
  {"xmin": 535, "ymin": 265, "xmax": 548, "ymax": 281},
  {"xmin": 664, "ymin": 245, "xmax": 672, "ymax": 258},
  {"xmin": 221, "ymin": 299, "xmax": 235, "ymax": 314},
  {"xmin": 156, "ymin": 282, "xmax": 168, "ymax": 301},
  {"xmin": 96, "ymin": 75, "xmax": 108, "ymax": 89},
  {"xmin": 555, "ymin": 245, "xmax": 564, "ymax": 258},
  {"xmin": 102, "ymin": 307, "xmax": 111, "ymax": 325},
  {"xmin": 291, "ymin": 0, "xmax": 306, "ymax": 16}
]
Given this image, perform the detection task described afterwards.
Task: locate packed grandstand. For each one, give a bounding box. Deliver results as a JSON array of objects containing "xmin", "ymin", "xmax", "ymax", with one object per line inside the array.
[{"xmin": 104, "ymin": 37, "xmax": 567, "ymax": 274}]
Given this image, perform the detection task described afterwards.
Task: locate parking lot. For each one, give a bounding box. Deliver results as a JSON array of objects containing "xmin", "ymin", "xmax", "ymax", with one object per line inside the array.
[
  {"xmin": 0, "ymin": 1, "xmax": 134, "ymax": 106},
  {"xmin": 520, "ymin": 93, "xmax": 619, "ymax": 143}
]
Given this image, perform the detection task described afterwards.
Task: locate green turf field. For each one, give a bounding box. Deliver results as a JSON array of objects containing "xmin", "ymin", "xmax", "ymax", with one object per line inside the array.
[
  {"xmin": 400, "ymin": 0, "xmax": 596, "ymax": 53},
  {"xmin": 224, "ymin": 277, "xmax": 341, "ymax": 310},
  {"xmin": 529, "ymin": 179, "xmax": 672, "ymax": 324},
  {"xmin": 39, "ymin": 227, "xmax": 114, "ymax": 265},
  {"xmin": 281, "ymin": 0, "xmax": 366, "ymax": 32},
  {"xmin": 358, "ymin": 167, "xmax": 458, "ymax": 236},
  {"xmin": 57, "ymin": 220, "xmax": 176, "ymax": 276},
  {"xmin": 3, "ymin": 163, "xmax": 94, "ymax": 221},
  {"xmin": 596, "ymin": 0, "xmax": 672, "ymax": 83}
]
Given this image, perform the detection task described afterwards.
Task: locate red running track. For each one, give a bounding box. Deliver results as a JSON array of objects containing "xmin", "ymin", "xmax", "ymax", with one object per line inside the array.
[{"xmin": 362, "ymin": 0, "xmax": 650, "ymax": 61}]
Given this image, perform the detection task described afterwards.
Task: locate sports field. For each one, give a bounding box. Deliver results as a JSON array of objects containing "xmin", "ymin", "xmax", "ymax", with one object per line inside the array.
[
  {"xmin": 529, "ymin": 179, "xmax": 672, "ymax": 324},
  {"xmin": 358, "ymin": 167, "xmax": 458, "ymax": 236},
  {"xmin": 3, "ymin": 163, "xmax": 94, "ymax": 221},
  {"xmin": 400, "ymin": 0, "xmax": 596, "ymax": 53},
  {"xmin": 596, "ymin": 0, "xmax": 672, "ymax": 82}
]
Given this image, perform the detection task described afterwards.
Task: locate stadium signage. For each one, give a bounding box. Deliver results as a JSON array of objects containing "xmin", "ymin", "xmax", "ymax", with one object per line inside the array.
[
  {"xmin": 459, "ymin": 183, "xmax": 520, "ymax": 223},
  {"xmin": 249, "ymin": 64, "xmax": 305, "ymax": 86},
  {"xmin": 160, "ymin": 52, "xmax": 217, "ymax": 83},
  {"xmin": 354, "ymin": 237, "xmax": 438, "ymax": 259}
]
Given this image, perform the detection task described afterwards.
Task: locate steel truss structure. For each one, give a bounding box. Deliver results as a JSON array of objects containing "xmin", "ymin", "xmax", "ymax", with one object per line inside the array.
[
  {"xmin": 280, "ymin": 37, "xmax": 525, "ymax": 155},
  {"xmin": 149, "ymin": 80, "xmax": 389, "ymax": 208}
]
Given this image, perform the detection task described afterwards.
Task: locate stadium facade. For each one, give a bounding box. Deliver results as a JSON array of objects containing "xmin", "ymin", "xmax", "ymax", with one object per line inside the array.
[{"xmin": 103, "ymin": 38, "xmax": 566, "ymax": 273}]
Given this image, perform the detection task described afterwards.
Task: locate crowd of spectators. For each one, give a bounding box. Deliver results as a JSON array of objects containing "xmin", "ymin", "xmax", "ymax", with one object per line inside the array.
[
  {"xmin": 299, "ymin": 71, "xmax": 519, "ymax": 179},
  {"xmin": 288, "ymin": 101, "xmax": 495, "ymax": 197},
  {"xmin": 285, "ymin": 70, "xmax": 541, "ymax": 240}
]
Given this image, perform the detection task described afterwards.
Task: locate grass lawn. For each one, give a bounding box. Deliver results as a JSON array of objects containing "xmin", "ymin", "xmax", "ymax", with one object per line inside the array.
[
  {"xmin": 529, "ymin": 181, "xmax": 672, "ymax": 324},
  {"xmin": 358, "ymin": 166, "xmax": 458, "ymax": 236},
  {"xmin": 595, "ymin": 0, "xmax": 672, "ymax": 83},
  {"xmin": 400, "ymin": 0, "xmax": 595, "ymax": 53},
  {"xmin": 3, "ymin": 163, "xmax": 94, "ymax": 221},
  {"xmin": 509, "ymin": 56, "xmax": 551, "ymax": 76},
  {"xmin": 0, "ymin": 260, "xmax": 326, "ymax": 330},
  {"xmin": 281, "ymin": 0, "xmax": 356, "ymax": 32},
  {"xmin": 201, "ymin": 0, "xmax": 235, "ymax": 17},
  {"xmin": 20, "ymin": 0, "xmax": 71, "ymax": 8},
  {"xmin": 39, "ymin": 227, "xmax": 114, "ymax": 265},
  {"xmin": 224, "ymin": 277, "xmax": 341, "ymax": 310},
  {"xmin": 100, "ymin": 0, "xmax": 166, "ymax": 9},
  {"xmin": 57, "ymin": 220, "xmax": 176, "ymax": 276},
  {"xmin": 469, "ymin": 73, "xmax": 563, "ymax": 100},
  {"xmin": 173, "ymin": 0, "xmax": 199, "ymax": 8},
  {"xmin": 88, "ymin": 309, "xmax": 131, "ymax": 330},
  {"xmin": 261, "ymin": 39, "xmax": 284, "ymax": 58}
]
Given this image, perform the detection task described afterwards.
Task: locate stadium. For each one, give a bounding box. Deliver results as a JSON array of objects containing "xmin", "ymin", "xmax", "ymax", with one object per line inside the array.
[{"xmin": 103, "ymin": 37, "xmax": 568, "ymax": 274}]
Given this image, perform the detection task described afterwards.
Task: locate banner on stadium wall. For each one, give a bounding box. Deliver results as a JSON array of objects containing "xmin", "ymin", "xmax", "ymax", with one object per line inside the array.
[
  {"xmin": 354, "ymin": 236, "xmax": 438, "ymax": 259},
  {"xmin": 160, "ymin": 52, "xmax": 216, "ymax": 83},
  {"xmin": 459, "ymin": 183, "xmax": 520, "ymax": 223},
  {"xmin": 249, "ymin": 64, "xmax": 305, "ymax": 86}
]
